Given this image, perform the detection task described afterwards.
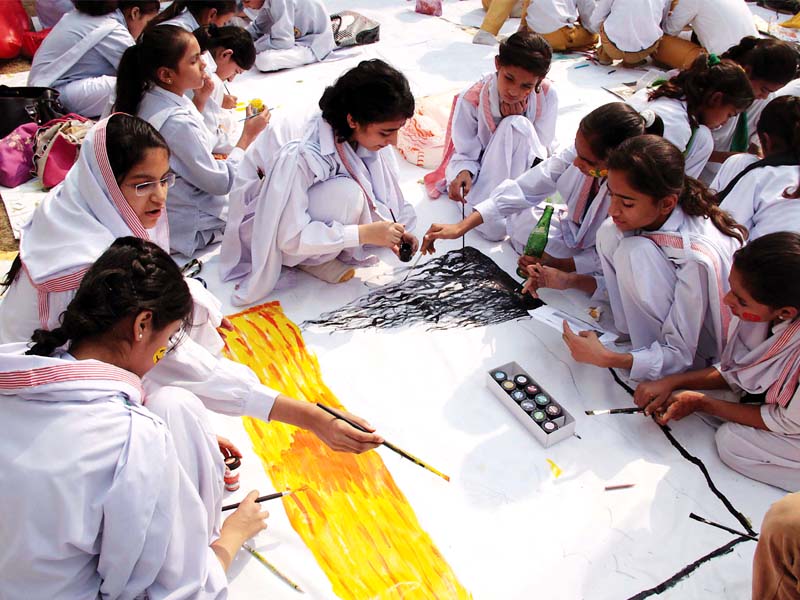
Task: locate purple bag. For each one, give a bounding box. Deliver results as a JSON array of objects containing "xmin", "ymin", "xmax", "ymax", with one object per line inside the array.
[{"xmin": 0, "ymin": 121, "xmax": 37, "ymax": 187}]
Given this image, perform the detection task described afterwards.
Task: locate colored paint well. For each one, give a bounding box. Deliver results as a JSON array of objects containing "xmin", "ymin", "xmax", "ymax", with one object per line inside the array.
[
  {"xmin": 492, "ymin": 370, "xmax": 508, "ymax": 382},
  {"xmin": 511, "ymin": 390, "xmax": 527, "ymax": 403},
  {"xmin": 519, "ymin": 399, "xmax": 536, "ymax": 412},
  {"xmin": 531, "ymin": 410, "xmax": 547, "ymax": 423},
  {"xmin": 514, "ymin": 374, "xmax": 530, "ymax": 388},
  {"xmin": 501, "ymin": 380, "xmax": 517, "ymax": 392},
  {"xmin": 545, "ymin": 404, "xmax": 562, "ymax": 419},
  {"xmin": 534, "ymin": 393, "xmax": 550, "ymax": 407},
  {"xmin": 542, "ymin": 421, "xmax": 559, "ymax": 434}
]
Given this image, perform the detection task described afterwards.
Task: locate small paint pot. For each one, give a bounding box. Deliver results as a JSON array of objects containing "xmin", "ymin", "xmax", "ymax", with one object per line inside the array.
[
  {"xmin": 519, "ymin": 399, "xmax": 536, "ymax": 412},
  {"xmin": 501, "ymin": 380, "xmax": 517, "ymax": 392},
  {"xmin": 492, "ymin": 370, "xmax": 508, "ymax": 383},
  {"xmin": 545, "ymin": 404, "xmax": 562, "ymax": 419},
  {"xmin": 525, "ymin": 384, "xmax": 539, "ymax": 397},
  {"xmin": 510, "ymin": 390, "xmax": 527, "ymax": 403},
  {"xmin": 399, "ymin": 241, "xmax": 413, "ymax": 262},
  {"xmin": 514, "ymin": 374, "xmax": 530, "ymax": 388},
  {"xmin": 224, "ymin": 467, "xmax": 241, "ymax": 492},
  {"xmin": 530, "ymin": 410, "xmax": 547, "ymax": 423},
  {"xmin": 224, "ymin": 455, "xmax": 241, "ymax": 471},
  {"xmin": 541, "ymin": 420, "xmax": 559, "ymax": 434},
  {"xmin": 534, "ymin": 393, "xmax": 550, "ymax": 407}
]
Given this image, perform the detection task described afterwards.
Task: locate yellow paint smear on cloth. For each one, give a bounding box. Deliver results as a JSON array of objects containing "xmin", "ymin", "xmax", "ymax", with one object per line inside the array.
[{"xmin": 221, "ymin": 302, "xmax": 470, "ymax": 600}]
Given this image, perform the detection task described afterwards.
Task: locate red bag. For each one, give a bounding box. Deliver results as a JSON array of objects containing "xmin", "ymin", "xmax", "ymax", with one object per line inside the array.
[
  {"xmin": 21, "ymin": 28, "xmax": 51, "ymax": 59},
  {"xmin": 0, "ymin": 0, "xmax": 31, "ymax": 60},
  {"xmin": 33, "ymin": 114, "xmax": 93, "ymax": 189}
]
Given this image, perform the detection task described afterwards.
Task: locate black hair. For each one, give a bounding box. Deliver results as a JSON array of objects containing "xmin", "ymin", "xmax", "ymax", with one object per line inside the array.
[
  {"xmin": 497, "ymin": 31, "xmax": 552, "ymax": 80},
  {"xmin": 27, "ymin": 237, "xmax": 193, "ymax": 357},
  {"xmin": 73, "ymin": 1, "xmax": 118, "ymax": 16},
  {"xmin": 578, "ymin": 102, "xmax": 664, "ymax": 161},
  {"xmin": 756, "ymin": 96, "xmax": 800, "ymax": 198},
  {"xmin": 734, "ymin": 232, "xmax": 800, "ymax": 310},
  {"xmin": 607, "ymin": 135, "xmax": 747, "ymax": 244},
  {"xmin": 149, "ymin": 0, "xmax": 237, "ymax": 28},
  {"xmin": 2, "ymin": 115, "xmax": 170, "ymax": 290},
  {"xmin": 114, "ymin": 25, "xmax": 194, "ymax": 115},
  {"xmin": 194, "ymin": 24, "xmax": 255, "ymax": 70},
  {"xmin": 117, "ymin": 0, "xmax": 160, "ymax": 16},
  {"xmin": 649, "ymin": 54, "xmax": 755, "ymax": 129},
  {"xmin": 319, "ymin": 59, "xmax": 415, "ymax": 143},
  {"xmin": 722, "ymin": 37, "xmax": 798, "ymax": 86}
]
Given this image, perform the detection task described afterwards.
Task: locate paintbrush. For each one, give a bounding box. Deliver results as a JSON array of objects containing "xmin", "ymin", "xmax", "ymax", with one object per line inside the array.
[
  {"xmin": 243, "ymin": 543, "xmax": 304, "ymax": 592},
  {"xmin": 224, "ymin": 82, "xmax": 232, "ymax": 95},
  {"xmin": 222, "ymin": 489, "xmax": 303, "ymax": 512},
  {"xmin": 689, "ymin": 513, "xmax": 759, "ymax": 541},
  {"xmin": 401, "ymin": 252, "xmax": 423, "ymax": 283},
  {"xmin": 238, "ymin": 108, "xmax": 274, "ymax": 122},
  {"xmin": 316, "ymin": 403, "xmax": 450, "ymax": 482},
  {"xmin": 585, "ymin": 407, "xmax": 645, "ymax": 415},
  {"xmin": 460, "ymin": 182, "xmax": 466, "ymax": 250},
  {"xmin": 389, "ymin": 208, "xmax": 413, "ymax": 263}
]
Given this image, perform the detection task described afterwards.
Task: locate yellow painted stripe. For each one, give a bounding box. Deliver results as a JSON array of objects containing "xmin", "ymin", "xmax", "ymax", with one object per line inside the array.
[{"xmin": 222, "ymin": 302, "xmax": 470, "ymax": 599}]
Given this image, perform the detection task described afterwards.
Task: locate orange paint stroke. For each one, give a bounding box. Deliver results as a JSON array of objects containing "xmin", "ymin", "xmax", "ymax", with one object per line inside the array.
[{"xmin": 222, "ymin": 302, "xmax": 470, "ymax": 599}]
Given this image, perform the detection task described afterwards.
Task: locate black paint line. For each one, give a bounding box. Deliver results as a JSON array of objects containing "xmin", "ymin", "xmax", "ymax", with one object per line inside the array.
[
  {"xmin": 626, "ymin": 536, "xmax": 751, "ymax": 600},
  {"xmin": 608, "ymin": 368, "xmax": 757, "ymax": 536},
  {"xmin": 302, "ymin": 247, "xmax": 543, "ymax": 332}
]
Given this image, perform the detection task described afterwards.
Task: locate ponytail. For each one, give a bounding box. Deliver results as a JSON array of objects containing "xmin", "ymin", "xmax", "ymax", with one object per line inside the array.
[
  {"xmin": 114, "ymin": 25, "xmax": 193, "ymax": 115},
  {"xmin": 194, "ymin": 24, "xmax": 255, "ymax": 70},
  {"xmin": 578, "ymin": 102, "xmax": 664, "ymax": 160},
  {"xmin": 721, "ymin": 37, "xmax": 798, "ymax": 86},
  {"xmin": 648, "ymin": 54, "xmax": 754, "ymax": 128},
  {"xmin": 607, "ymin": 135, "xmax": 746, "ymax": 244},
  {"xmin": 1, "ymin": 255, "xmax": 22, "ymax": 291},
  {"xmin": 26, "ymin": 237, "xmax": 193, "ymax": 357},
  {"xmin": 148, "ymin": 0, "xmax": 237, "ymax": 29}
]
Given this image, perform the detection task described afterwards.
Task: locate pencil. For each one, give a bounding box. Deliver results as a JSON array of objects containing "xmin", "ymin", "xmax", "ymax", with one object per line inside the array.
[
  {"xmin": 222, "ymin": 489, "xmax": 298, "ymax": 512},
  {"xmin": 585, "ymin": 407, "xmax": 645, "ymax": 415},
  {"xmin": 605, "ymin": 483, "xmax": 635, "ymax": 491},
  {"xmin": 243, "ymin": 544, "xmax": 304, "ymax": 592},
  {"xmin": 316, "ymin": 403, "xmax": 450, "ymax": 482},
  {"xmin": 689, "ymin": 513, "xmax": 759, "ymax": 541}
]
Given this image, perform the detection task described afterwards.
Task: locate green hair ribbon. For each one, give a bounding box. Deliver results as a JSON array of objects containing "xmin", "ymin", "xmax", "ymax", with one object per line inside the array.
[{"xmin": 708, "ymin": 53, "xmax": 721, "ymax": 67}]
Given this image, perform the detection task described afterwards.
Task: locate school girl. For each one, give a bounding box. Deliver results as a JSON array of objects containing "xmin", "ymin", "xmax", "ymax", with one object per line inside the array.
[
  {"xmin": 194, "ymin": 24, "xmax": 257, "ymax": 154},
  {"xmin": 422, "ymin": 103, "xmax": 661, "ymax": 291},
  {"xmin": 244, "ymin": 0, "xmax": 336, "ymax": 72},
  {"xmin": 149, "ymin": 0, "xmax": 237, "ymax": 30},
  {"xmin": 0, "ymin": 114, "xmax": 382, "ymax": 456},
  {"xmin": 220, "ymin": 59, "xmax": 417, "ymax": 304},
  {"xmin": 700, "ymin": 38, "xmax": 799, "ymax": 182},
  {"xmin": 655, "ymin": 0, "xmax": 759, "ymax": 70},
  {"xmin": 634, "ymin": 233, "xmax": 800, "ymax": 491},
  {"xmin": 424, "ymin": 32, "xmax": 557, "ymax": 209},
  {"xmin": 115, "ymin": 25, "xmax": 270, "ymax": 256},
  {"xmin": 0, "ymin": 237, "xmax": 268, "ymax": 598},
  {"xmin": 712, "ymin": 97, "xmax": 800, "ymax": 240},
  {"xmin": 562, "ymin": 135, "xmax": 746, "ymax": 382},
  {"xmin": 585, "ymin": 0, "xmax": 671, "ymax": 68},
  {"xmin": 27, "ymin": 0, "xmax": 159, "ymax": 118},
  {"xmin": 519, "ymin": 0, "xmax": 597, "ymax": 52},
  {"xmin": 628, "ymin": 54, "xmax": 754, "ymax": 178}
]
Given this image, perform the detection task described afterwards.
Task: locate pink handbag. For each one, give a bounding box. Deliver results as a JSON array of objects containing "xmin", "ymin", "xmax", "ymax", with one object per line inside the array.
[
  {"xmin": 33, "ymin": 113, "xmax": 93, "ymax": 189},
  {"xmin": 0, "ymin": 121, "xmax": 37, "ymax": 187}
]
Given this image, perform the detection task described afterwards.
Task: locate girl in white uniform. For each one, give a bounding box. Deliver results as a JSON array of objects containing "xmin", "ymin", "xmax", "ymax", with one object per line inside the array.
[
  {"xmin": 0, "ymin": 237, "xmax": 268, "ymax": 599},
  {"xmin": 635, "ymin": 233, "xmax": 800, "ymax": 491},
  {"xmin": 713, "ymin": 97, "xmax": 800, "ymax": 240},
  {"xmin": 586, "ymin": 0, "xmax": 671, "ymax": 67},
  {"xmin": 0, "ymin": 114, "xmax": 383, "ymax": 458},
  {"xmin": 422, "ymin": 103, "xmax": 663, "ymax": 294},
  {"xmin": 194, "ymin": 24, "xmax": 258, "ymax": 154},
  {"xmin": 150, "ymin": 0, "xmax": 237, "ymax": 30},
  {"xmin": 628, "ymin": 54, "xmax": 754, "ymax": 179},
  {"xmin": 115, "ymin": 25, "xmax": 270, "ymax": 256},
  {"xmin": 244, "ymin": 0, "xmax": 336, "ymax": 72},
  {"xmin": 563, "ymin": 135, "xmax": 746, "ymax": 382},
  {"xmin": 220, "ymin": 59, "xmax": 418, "ymax": 304},
  {"xmin": 521, "ymin": 0, "xmax": 597, "ymax": 52},
  {"xmin": 424, "ymin": 32, "xmax": 558, "ymax": 210},
  {"xmin": 700, "ymin": 38, "xmax": 798, "ymax": 183},
  {"xmin": 27, "ymin": 0, "xmax": 159, "ymax": 118}
]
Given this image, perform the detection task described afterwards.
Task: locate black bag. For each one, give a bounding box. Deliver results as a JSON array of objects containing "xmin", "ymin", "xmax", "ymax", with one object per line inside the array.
[
  {"xmin": 0, "ymin": 86, "xmax": 67, "ymax": 139},
  {"xmin": 330, "ymin": 11, "xmax": 380, "ymax": 48}
]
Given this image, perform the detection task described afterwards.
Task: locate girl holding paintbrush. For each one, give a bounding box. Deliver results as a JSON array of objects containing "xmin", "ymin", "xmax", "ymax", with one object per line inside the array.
[{"xmin": 634, "ymin": 233, "xmax": 800, "ymax": 492}]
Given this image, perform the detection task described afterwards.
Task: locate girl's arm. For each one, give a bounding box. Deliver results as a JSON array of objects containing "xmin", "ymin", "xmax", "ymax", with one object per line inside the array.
[{"xmin": 657, "ymin": 391, "xmax": 768, "ymax": 430}]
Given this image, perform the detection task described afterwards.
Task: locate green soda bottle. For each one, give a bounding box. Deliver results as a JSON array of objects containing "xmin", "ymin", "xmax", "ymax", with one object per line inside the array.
[{"xmin": 516, "ymin": 204, "xmax": 554, "ymax": 278}]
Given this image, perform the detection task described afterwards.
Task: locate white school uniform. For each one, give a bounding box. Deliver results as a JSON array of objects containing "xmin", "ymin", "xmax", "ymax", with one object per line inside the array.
[
  {"xmin": 220, "ymin": 114, "xmax": 416, "ymax": 305},
  {"xmin": 0, "ymin": 118, "xmax": 279, "ymax": 422},
  {"xmin": 628, "ymin": 90, "xmax": 714, "ymax": 178},
  {"xmin": 247, "ymin": 0, "xmax": 335, "ymax": 72},
  {"xmin": 138, "ymin": 86, "xmax": 244, "ymax": 256},
  {"xmin": 35, "ymin": 0, "xmax": 74, "ymax": 29},
  {"xmin": 596, "ymin": 205, "xmax": 740, "ymax": 381},
  {"xmin": 663, "ymin": 0, "xmax": 757, "ymax": 55},
  {"xmin": 28, "ymin": 9, "xmax": 133, "ymax": 117},
  {"xmin": 586, "ymin": 0, "xmax": 671, "ymax": 53},
  {"xmin": 159, "ymin": 8, "xmax": 202, "ymax": 31},
  {"xmin": 776, "ymin": 78, "xmax": 800, "ymax": 99},
  {"xmin": 202, "ymin": 54, "xmax": 240, "ymax": 154},
  {"xmin": 474, "ymin": 146, "xmax": 609, "ymax": 277},
  {"xmin": 424, "ymin": 73, "xmax": 558, "ymax": 209},
  {"xmin": 0, "ymin": 347, "xmax": 228, "ymax": 599},
  {"xmin": 712, "ymin": 155, "xmax": 800, "ymax": 240},
  {"xmin": 714, "ymin": 317, "xmax": 800, "ymax": 491},
  {"xmin": 524, "ymin": 0, "xmax": 596, "ymax": 35}
]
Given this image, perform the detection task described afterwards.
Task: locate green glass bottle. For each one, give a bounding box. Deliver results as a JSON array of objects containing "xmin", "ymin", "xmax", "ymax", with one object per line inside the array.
[{"xmin": 516, "ymin": 204, "xmax": 554, "ymax": 278}]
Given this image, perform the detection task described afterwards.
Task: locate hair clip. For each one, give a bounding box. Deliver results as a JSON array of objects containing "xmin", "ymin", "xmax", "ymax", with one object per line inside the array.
[
  {"xmin": 589, "ymin": 168, "xmax": 608, "ymax": 178},
  {"xmin": 707, "ymin": 53, "xmax": 721, "ymax": 67},
  {"xmin": 639, "ymin": 109, "xmax": 657, "ymax": 128}
]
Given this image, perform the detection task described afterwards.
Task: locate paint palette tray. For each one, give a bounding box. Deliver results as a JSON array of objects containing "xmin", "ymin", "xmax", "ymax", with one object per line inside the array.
[{"xmin": 486, "ymin": 362, "xmax": 576, "ymax": 447}]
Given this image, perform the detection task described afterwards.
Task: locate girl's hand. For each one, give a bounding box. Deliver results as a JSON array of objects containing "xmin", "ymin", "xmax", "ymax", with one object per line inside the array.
[
  {"xmin": 562, "ymin": 320, "xmax": 609, "ymax": 366},
  {"xmin": 654, "ymin": 391, "xmax": 706, "ymax": 425},
  {"xmin": 518, "ymin": 254, "xmax": 542, "ymax": 271},
  {"xmin": 217, "ymin": 435, "xmax": 242, "ymax": 459},
  {"xmin": 241, "ymin": 107, "xmax": 270, "ymax": 143},
  {"xmin": 222, "ymin": 93, "xmax": 237, "ymax": 109},
  {"xmin": 420, "ymin": 223, "xmax": 462, "ymax": 254},
  {"xmin": 634, "ymin": 378, "xmax": 677, "ymax": 415},
  {"xmin": 522, "ymin": 263, "xmax": 571, "ymax": 298},
  {"xmin": 194, "ymin": 73, "xmax": 215, "ymax": 104},
  {"xmin": 447, "ymin": 170, "xmax": 472, "ymax": 203},
  {"xmin": 359, "ymin": 221, "xmax": 405, "ymax": 247},
  {"xmin": 221, "ymin": 490, "xmax": 269, "ymax": 541},
  {"xmin": 500, "ymin": 99, "xmax": 527, "ymax": 117},
  {"xmin": 393, "ymin": 231, "xmax": 419, "ymax": 257},
  {"xmin": 313, "ymin": 409, "xmax": 384, "ymax": 453}
]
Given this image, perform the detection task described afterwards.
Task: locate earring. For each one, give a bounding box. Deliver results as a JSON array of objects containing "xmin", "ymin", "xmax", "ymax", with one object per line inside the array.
[
  {"xmin": 138, "ymin": 334, "xmax": 143, "ymax": 339},
  {"xmin": 166, "ymin": 79, "xmax": 172, "ymax": 84}
]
